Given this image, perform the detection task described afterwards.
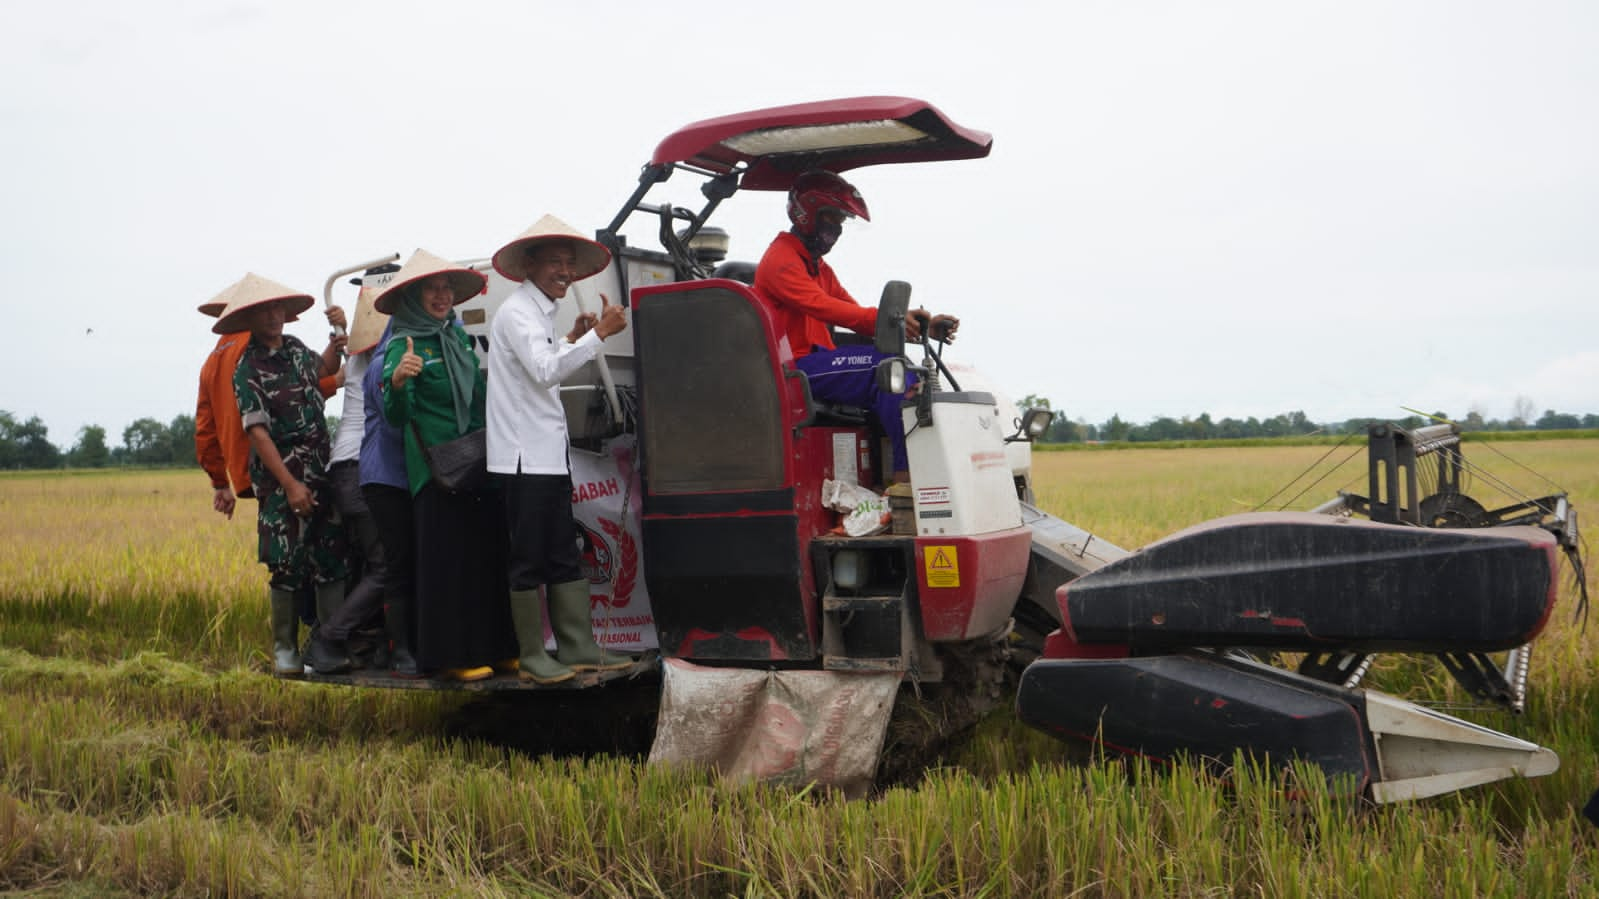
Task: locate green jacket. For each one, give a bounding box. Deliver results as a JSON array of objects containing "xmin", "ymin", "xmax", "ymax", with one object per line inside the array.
[{"xmin": 381, "ymin": 327, "xmax": 487, "ymax": 495}]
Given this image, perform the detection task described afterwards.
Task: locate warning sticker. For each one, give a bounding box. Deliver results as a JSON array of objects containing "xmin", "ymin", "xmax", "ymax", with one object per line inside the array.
[
  {"xmin": 832, "ymin": 432, "xmax": 857, "ymax": 483},
  {"xmin": 924, "ymin": 545, "xmax": 960, "ymax": 588}
]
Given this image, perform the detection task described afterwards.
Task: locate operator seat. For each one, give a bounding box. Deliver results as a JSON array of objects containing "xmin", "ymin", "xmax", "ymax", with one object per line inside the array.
[
  {"xmin": 711, "ymin": 261, "xmax": 757, "ymax": 285},
  {"xmin": 793, "ymin": 333, "xmax": 870, "ymax": 427},
  {"xmin": 806, "ymin": 389, "xmax": 870, "ymax": 427},
  {"xmin": 737, "ymin": 274, "xmax": 870, "ymax": 427}
]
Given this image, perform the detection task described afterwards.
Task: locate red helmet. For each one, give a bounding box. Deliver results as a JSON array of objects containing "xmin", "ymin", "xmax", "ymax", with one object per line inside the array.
[{"xmin": 787, "ymin": 170, "xmax": 870, "ymax": 236}]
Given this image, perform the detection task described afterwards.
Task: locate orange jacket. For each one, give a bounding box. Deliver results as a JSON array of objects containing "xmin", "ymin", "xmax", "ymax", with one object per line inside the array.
[
  {"xmin": 753, "ymin": 231, "xmax": 876, "ymax": 357},
  {"xmin": 196, "ymin": 332, "xmax": 337, "ymax": 497}
]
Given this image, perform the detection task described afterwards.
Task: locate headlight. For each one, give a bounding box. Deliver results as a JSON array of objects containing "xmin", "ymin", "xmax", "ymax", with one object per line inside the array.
[
  {"xmin": 832, "ymin": 549, "xmax": 864, "ymax": 590},
  {"xmin": 1023, "ymin": 408, "xmax": 1053, "ymax": 439},
  {"xmin": 875, "ymin": 357, "xmax": 907, "ymax": 396}
]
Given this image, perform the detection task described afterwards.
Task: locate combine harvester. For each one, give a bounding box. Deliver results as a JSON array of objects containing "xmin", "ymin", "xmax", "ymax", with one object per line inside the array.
[
  {"xmin": 1017, "ymin": 422, "xmax": 1585, "ymax": 802},
  {"xmin": 308, "ymin": 97, "xmax": 1585, "ymax": 802}
]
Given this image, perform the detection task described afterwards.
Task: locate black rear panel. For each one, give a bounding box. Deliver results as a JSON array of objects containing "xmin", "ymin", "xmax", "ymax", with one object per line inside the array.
[
  {"xmin": 634, "ymin": 281, "xmax": 816, "ymax": 662},
  {"xmin": 643, "ymin": 514, "xmax": 815, "ymax": 661},
  {"xmin": 635, "ymin": 285, "xmax": 786, "ymax": 494}
]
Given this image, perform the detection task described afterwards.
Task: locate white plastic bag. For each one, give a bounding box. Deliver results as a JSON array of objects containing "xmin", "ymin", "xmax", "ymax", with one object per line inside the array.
[{"xmin": 822, "ymin": 479, "xmax": 891, "ymax": 537}]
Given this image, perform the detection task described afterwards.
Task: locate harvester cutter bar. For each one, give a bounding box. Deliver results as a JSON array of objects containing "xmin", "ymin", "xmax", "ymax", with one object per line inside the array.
[{"xmin": 1016, "ymin": 651, "xmax": 1559, "ymax": 803}]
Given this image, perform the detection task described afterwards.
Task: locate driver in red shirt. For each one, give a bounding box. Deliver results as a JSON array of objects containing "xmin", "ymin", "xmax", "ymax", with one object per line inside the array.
[{"xmin": 753, "ymin": 170, "xmax": 957, "ymax": 483}]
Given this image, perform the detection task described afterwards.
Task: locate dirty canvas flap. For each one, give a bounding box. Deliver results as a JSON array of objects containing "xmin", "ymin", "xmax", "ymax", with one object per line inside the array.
[{"xmin": 648, "ymin": 659, "xmax": 901, "ymax": 797}]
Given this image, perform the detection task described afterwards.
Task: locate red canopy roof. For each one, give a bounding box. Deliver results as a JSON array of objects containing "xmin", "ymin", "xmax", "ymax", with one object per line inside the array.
[{"xmin": 650, "ymin": 96, "xmax": 992, "ymax": 191}]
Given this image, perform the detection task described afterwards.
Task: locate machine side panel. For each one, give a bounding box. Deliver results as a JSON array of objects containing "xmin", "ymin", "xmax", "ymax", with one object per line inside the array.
[
  {"xmin": 915, "ymin": 527, "xmax": 1032, "ymax": 641},
  {"xmin": 902, "ymin": 396, "xmax": 1024, "ymax": 537},
  {"xmin": 1063, "ymin": 513, "xmax": 1558, "ymax": 652}
]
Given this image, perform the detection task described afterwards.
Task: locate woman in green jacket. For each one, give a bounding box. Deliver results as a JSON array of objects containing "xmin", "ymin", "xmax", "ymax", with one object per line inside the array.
[{"xmin": 379, "ymin": 249, "xmax": 516, "ymax": 681}]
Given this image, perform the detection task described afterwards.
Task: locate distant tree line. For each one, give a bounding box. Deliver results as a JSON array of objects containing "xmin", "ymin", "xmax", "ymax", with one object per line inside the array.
[
  {"xmin": 0, "ymin": 411, "xmax": 348, "ymax": 470},
  {"xmin": 0, "ymin": 411, "xmax": 198, "ymax": 469},
  {"xmin": 1015, "ymin": 397, "xmax": 1599, "ymax": 444},
  {"xmin": 0, "ymin": 402, "xmax": 1594, "ymax": 470}
]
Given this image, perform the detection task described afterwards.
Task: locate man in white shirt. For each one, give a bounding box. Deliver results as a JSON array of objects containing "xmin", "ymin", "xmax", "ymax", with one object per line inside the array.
[{"xmin": 487, "ymin": 215, "xmax": 632, "ymax": 684}]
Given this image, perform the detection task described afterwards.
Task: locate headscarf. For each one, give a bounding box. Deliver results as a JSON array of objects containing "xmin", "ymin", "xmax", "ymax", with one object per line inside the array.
[{"xmin": 387, "ymin": 289, "xmax": 477, "ymax": 435}]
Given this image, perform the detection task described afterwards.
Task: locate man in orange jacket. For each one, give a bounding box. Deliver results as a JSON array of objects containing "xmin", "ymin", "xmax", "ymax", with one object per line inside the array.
[{"xmin": 195, "ymin": 292, "xmax": 345, "ymax": 519}]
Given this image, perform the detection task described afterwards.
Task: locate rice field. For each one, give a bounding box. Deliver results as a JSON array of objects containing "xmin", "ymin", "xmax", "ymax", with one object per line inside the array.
[{"xmin": 2, "ymin": 441, "xmax": 1596, "ymax": 897}]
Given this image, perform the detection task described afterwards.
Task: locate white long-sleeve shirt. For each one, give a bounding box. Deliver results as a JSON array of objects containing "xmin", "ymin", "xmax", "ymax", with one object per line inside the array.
[
  {"xmin": 329, "ymin": 351, "xmax": 369, "ymax": 465},
  {"xmin": 486, "ymin": 280, "xmax": 604, "ymax": 475}
]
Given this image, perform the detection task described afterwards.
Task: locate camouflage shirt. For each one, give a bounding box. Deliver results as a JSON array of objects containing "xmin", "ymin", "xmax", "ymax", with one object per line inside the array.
[{"xmin": 233, "ymin": 334, "xmax": 331, "ymax": 497}]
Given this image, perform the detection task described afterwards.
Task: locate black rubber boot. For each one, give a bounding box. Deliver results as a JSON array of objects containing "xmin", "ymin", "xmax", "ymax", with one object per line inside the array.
[
  {"xmin": 304, "ymin": 627, "xmax": 353, "ymax": 675},
  {"xmin": 389, "ymin": 646, "xmax": 423, "ymax": 679},
  {"xmin": 361, "ymin": 630, "xmax": 390, "ymax": 670},
  {"xmin": 314, "ymin": 580, "xmax": 346, "ymax": 630},
  {"xmin": 385, "ymin": 592, "xmax": 423, "ymax": 679}
]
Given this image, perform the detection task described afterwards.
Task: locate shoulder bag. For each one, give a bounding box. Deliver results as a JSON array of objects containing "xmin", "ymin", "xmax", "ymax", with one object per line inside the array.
[{"xmin": 410, "ymin": 421, "xmax": 488, "ymax": 492}]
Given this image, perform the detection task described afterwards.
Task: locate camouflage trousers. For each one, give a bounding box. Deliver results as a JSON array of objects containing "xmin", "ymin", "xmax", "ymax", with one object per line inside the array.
[{"xmin": 256, "ymin": 480, "xmax": 348, "ymax": 591}]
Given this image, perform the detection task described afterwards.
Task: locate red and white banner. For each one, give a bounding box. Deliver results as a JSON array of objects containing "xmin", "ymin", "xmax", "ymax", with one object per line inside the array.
[{"xmin": 564, "ymin": 434, "xmax": 658, "ymax": 652}]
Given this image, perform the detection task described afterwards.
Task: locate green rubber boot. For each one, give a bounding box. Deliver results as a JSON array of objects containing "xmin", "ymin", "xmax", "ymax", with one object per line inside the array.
[
  {"xmin": 269, "ymin": 587, "xmax": 302, "ymax": 676},
  {"xmin": 549, "ymin": 579, "xmax": 633, "ymax": 672},
  {"xmin": 508, "ymin": 589, "xmax": 574, "ymax": 685}
]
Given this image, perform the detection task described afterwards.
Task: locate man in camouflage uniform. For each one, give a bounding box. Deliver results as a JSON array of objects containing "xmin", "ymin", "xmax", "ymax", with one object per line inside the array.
[{"xmin": 212, "ymin": 273, "xmax": 349, "ymax": 675}]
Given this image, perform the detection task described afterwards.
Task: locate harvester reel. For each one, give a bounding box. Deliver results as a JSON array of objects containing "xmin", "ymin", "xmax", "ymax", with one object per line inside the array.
[
  {"xmin": 1296, "ymin": 651, "xmax": 1374, "ymax": 689},
  {"xmin": 1419, "ymin": 491, "xmax": 1490, "ymax": 528}
]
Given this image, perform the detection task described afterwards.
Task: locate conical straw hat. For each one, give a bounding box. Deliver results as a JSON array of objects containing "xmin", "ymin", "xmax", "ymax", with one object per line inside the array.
[
  {"xmin": 346, "ymin": 264, "xmax": 399, "ymax": 356},
  {"xmin": 211, "ymin": 273, "xmax": 315, "ymax": 335},
  {"xmin": 197, "ymin": 279, "xmax": 237, "ymax": 318},
  {"xmin": 491, "ymin": 214, "xmax": 611, "ymax": 284},
  {"xmin": 372, "ymin": 249, "xmax": 487, "ymax": 315}
]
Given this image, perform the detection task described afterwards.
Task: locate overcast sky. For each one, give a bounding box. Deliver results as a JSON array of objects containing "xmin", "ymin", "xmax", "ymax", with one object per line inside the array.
[{"xmin": 3, "ymin": 1, "xmax": 1595, "ymax": 447}]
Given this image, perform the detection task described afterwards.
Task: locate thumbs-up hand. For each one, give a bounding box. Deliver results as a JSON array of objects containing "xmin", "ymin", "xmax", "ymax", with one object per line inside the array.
[
  {"xmin": 595, "ymin": 293, "xmax": 628, "ymax": 339},
  {"xmin": 391, "ymin": 336, "xmax": 423, "ymax": 389},
  {"xmin": 567, "ymin": 305, "xmax": 598, "ymax": 343}
]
